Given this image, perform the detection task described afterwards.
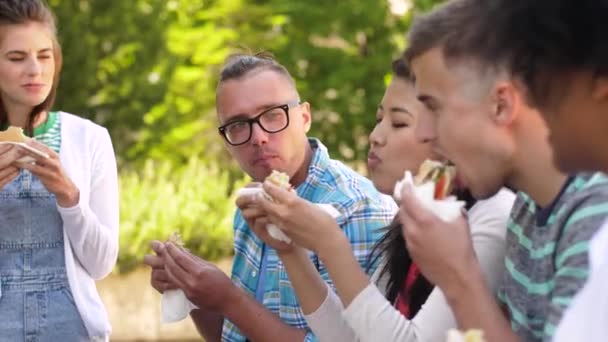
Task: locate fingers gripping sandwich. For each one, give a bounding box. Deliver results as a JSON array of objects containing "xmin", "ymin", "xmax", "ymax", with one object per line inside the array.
[{"xmin": 394, "ymin": 160, "xmax": 463, "ymax": 221}]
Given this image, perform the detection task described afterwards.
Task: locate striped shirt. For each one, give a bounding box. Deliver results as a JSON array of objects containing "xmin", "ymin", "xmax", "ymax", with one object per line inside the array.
[
  {"xmin": 498, "ymin": 173, "xmax": 608, "ymax": 341},
  {"xmin": 222, "ymin": 138, "xmax": 396, "ymax": 342},
  {"xmin": 34, "ymin": 111, "xmax": 61, "ymax": 153}
]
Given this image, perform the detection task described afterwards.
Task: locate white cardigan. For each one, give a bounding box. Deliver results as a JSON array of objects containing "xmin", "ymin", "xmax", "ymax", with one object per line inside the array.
[
  {"xmin": 304, "ymin": 189, "xmax": 515, "ymax": 342},
  {"xmin": 56, "ymin": 112, "xmax": 119, "ymax": 341}
]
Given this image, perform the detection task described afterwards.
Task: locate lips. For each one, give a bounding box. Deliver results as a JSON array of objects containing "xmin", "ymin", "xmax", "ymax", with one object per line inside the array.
[
  {"xmin": 367, "ymin": 151, "xmax": 382, "ymax": 169},
  {"xmin": 22, "ymin": 83, "xmax": 45, "ymax": 92},
  {"xmin": 253, "ymin": 154, "xmax": 279, "ymax": 165}
]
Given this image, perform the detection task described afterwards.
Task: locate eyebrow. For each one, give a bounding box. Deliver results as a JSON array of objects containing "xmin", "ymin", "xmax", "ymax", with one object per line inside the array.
[
  {"xmin": 417, "ymin": 94, "xmax": 439, "ymax": 109},
  {"xmin": 378, "ymin": 104, "xmax": 414, "ymax": 117},
  {"xmin": 5, "ymin": 48, "xmax": 53, "ymax": 56}
]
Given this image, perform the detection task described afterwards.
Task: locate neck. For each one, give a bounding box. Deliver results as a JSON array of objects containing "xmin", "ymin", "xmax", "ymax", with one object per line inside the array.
[
  {"xmin": 4, "ymin": 101, "xmax": 47, "ymax": 128},
  {"xmin": 290, "ymin": 140, "xmax": 314, "ymax": 188},
  {"xmin": 5, "ymin": 103, "xmax": 34, "ymax": 128},
  {"xmin": 509, "ymin": 116, "xmax": 568, "ymax": 207}
]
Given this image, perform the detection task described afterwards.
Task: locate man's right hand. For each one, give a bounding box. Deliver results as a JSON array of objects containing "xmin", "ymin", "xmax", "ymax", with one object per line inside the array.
[
  {"xmin": 0, "ymin": 144, "xmax": 23, "ymax": 189},
  {"xmin": 236, "ymin": 185, "xmax": 294, "ymax": 253},
  {"xmin": 144, "ymin": 240, "xmax": 179, "ymax": 293}
]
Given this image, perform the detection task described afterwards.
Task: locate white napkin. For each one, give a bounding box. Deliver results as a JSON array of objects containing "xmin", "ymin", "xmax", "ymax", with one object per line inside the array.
[
  {"xmin": 393, "ymin": 171, "xmax": 465, "ymax": 222},
  {"xmin": 236, "ymin": 187, "xmax": 341, "ymax": 243},
  {"xmin": 160, "ymin": 289, "xmax": 198, "ymax": 323}
]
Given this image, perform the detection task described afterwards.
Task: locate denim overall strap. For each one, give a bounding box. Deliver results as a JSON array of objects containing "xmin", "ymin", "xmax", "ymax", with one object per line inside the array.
[{"xmin": 0, "ymin": 170, "xmax": 88, "ymax": 342}]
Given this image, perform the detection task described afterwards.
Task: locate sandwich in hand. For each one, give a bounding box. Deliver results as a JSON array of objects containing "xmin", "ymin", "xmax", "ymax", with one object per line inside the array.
[
  {"xmin": 160, "ymin": 231, "xmax": 197, "ymax": 323},
  {"xmin": 394, "ymin": 159, "xmax": 464, "ymax": 222},
  {"xmin": 235, "ymin": 170, "xmax": 340, "ymax": 244},
  {"xmin": 0, "ymin": 126, "xmax": 50, "ymax": 162}
]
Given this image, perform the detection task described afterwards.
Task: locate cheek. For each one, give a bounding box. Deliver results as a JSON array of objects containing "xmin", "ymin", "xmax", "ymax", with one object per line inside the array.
[{"xmin": 390, "ymin": 132, "xmax": 429, "ymax": 169}]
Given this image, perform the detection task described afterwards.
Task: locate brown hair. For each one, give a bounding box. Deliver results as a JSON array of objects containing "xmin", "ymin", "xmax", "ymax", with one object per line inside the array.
[
  {"xmin": 403, "ymin": 0, "xmax": 495, "ymax": 73},
  {"xmin": 391, "ymin": 58, "xmax": 414, "ymax": 82},
  {"xmin": 218, "ymin": 51, "xmax": 295, "ymax": 87},
  {"xmin": 0, "ymin": 0, "xmax": 62, "ymax": 135}
]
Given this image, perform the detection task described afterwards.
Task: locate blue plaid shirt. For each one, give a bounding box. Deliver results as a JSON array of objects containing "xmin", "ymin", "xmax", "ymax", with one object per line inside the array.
[{"xmin": 222, "ymin": 138, "xmax": 396, "ymax": 341}]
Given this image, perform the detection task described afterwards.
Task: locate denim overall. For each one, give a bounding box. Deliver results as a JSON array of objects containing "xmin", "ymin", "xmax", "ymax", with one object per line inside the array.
[{"xmin": 0, "ymin": 170, "xmax": 89, "ymax": 341}]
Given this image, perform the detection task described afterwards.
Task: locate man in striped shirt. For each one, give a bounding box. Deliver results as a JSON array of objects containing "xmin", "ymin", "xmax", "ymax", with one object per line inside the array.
[
  {"xmin": 147, "ymin": 53, "xmax": 395, "ymax": 342},
  {"xmin": 396, "ymin": 1, "xmax": 608, "ymax": 342},
  {"xmin": 470, "ymin": 1, "xmax": 608, "ymax": 341}
]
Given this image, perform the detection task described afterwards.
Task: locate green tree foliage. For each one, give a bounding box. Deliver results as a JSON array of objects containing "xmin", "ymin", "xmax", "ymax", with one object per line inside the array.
[
  {"xmin": 50, "ymin": 0, "xmax": 445, "ymax": 165},
  {"xmin": 47, "ymin": 0, "xmax": 445, "ymax": 271},
  {"xmin": 118, "ymin": 158, "xmax": 249, "ymax": 273}
]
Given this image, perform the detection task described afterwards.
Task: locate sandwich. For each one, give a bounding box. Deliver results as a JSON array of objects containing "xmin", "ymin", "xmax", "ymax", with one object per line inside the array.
[
  {"xmin": 0, "ymin": 126, "xmax": 28, "ymax": 143},
  {"xmin": 265, "ymin": 170, "xmax": 292, "ymax": 190},
  {"xmin": 393, "ymin": 159, "xmax": 463, "ymax": 222},
  {"xmin": 166, "ymin": 231, "xmax": 184, "ymax": 247},
  {"xmin": 446, "ymin": 329, "xmax": 486, "ymax": 342},
  {"xmin": 234, "ymin": 170, "xmax": 340, "ymax": 244},
  {"xmin": 262, "ymin": 170, "xmax": 293, "ymax": 243},
  {"xmin": 413, "ymin": 159, "xmax": 457, "ymax": 200},
  {"xmin": 0, "ymin": 126, "xmax": 50, "ymax": 162}
]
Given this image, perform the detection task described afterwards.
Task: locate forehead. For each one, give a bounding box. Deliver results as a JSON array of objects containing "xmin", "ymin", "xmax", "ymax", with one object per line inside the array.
[
  {"xmin": 217, "ymin": 70, "xmax": 297, "ymax": 122},
  {"xmin": 0, "ymin": 22, "xmax": 53, "ymax": 52},
  {"xmin": 411, "ymin": 47, "xmax": 492, "ymax": 104},
  {"xmin": 383, "ymin": 78, "xmax": 416, "ymax": 102},
  {"xmin": 411, "ymin": 48, "xmax": 457, "ymax": 95}
]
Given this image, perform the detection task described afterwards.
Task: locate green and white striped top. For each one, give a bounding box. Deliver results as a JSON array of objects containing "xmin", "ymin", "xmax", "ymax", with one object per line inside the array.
[
  {"xmin": 34, "ymin": 111, "xmax": 61, "ymax": 153},
  {"xmin": 498, "ymin": 173, "xmax": 608, "ymax": 341}
]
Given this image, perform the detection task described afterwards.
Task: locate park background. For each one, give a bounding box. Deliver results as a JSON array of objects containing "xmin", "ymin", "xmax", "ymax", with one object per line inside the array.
[{"xmin": 47, "ymin": 0, "xmax": 443, "ymax": 339}]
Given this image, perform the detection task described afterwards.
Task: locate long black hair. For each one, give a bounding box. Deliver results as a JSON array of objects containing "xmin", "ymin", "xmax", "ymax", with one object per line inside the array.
[{"xmin": 367, "ymin": 188, "xmax": 476, "ymax": 316}]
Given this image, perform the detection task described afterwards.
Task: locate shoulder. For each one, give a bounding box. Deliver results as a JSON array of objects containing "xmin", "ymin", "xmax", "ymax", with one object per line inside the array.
[
  {"xmin": 59, "ymin": 111, "xmax": 110, "ymax": 138},
  {"xmin": 558, "ymin": 173, "xmax": 608, "ymax": 228},
  {"xmin": 320, "ymin": 158, "xmax": 391, "ymax": 204}
]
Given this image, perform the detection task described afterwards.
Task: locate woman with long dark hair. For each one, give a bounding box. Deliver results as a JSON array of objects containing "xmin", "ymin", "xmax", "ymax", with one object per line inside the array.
[
  {"xmin": 0, "ymin": 1, "xmax": 118, "ymax": 340},
  {"xmin": 244, "ymin": 58, "xmax": 514, "ymax": 341}
]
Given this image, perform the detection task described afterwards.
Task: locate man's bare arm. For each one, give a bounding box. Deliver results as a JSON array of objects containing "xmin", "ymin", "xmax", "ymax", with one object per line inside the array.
[{"xmin": 190, "ymin": 309, "xmax": 224, "ymax": 342}]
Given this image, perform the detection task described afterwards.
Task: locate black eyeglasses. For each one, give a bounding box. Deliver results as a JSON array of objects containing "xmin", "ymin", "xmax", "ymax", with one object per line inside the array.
[{"xmin": 218, "ymin": 100, "xmax": 300, "ymax": 146}]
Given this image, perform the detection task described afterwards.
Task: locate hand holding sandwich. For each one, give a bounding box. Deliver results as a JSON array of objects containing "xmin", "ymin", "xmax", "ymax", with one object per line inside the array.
[
  {"xmin": 399, "ymin": 182, "xmax": 480, "ymax": 299},
  {"xmin": 0, "ymin": 144, "xmax": 23, "ymax": 189},
  {"xmin": 258, "ymin": 180, "xmax": 345, "ymax": 256},
  {"xmin": 18, "ymin": 140, "xmax": 80, "ymax": 208}
]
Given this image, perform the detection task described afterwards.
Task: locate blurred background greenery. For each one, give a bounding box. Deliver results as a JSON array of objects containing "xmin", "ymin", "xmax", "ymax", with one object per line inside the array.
[{"xmin": 48, "ymin": 0, "xmax": 444, "ymax": 273}]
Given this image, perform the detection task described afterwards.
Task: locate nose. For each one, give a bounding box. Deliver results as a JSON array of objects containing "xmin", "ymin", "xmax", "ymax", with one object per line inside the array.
[
  {"xmin": 250, "ymin": 122, "xmax": 269, "ymax": 146},
  {"xmin": 25, "ymin": 57, "xmax": 42, "ymax": 77},
  {"xmin": 369, "ymin": 120, "xmax": 387, "ymax": 147},
  {"xmin": 415, "ymin": 110, "xmax": 437, "ymax": 144}
]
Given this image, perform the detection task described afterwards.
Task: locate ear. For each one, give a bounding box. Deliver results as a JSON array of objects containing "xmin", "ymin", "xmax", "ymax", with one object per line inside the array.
[
  {"xmin": 591, "ymin": 75, "xmax": 608, "ymax": 102},
  {"xmin": 300, "ymin": 102, "xmax": 312, "ymax": 133},
  {"xmin": 492, "ymin": 82, "xmax": 519, "ymax": 127}
]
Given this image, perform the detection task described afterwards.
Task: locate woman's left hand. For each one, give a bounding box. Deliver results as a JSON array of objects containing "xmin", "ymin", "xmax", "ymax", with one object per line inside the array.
[
  {"xmin": 257, "ymin": 181, "xmax": 344, "ymax": 255},
  {"xmin": 18, "ymin": 140, "xmax": 80, "ymax": 208}
]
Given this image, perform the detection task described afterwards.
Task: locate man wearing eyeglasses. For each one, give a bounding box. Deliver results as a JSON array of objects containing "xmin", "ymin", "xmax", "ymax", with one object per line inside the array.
[{"xmin": 146, "ymin": 53, "xmax": 395, "ymax": 342}]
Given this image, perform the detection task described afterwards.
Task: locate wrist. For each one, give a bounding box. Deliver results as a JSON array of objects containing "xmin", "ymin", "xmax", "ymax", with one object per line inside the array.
[
  {"xmin": 317, "ymin": 231, "xmax": 349, "ymax": 262},
  {"xmin": 277, "ymin": 246, "xmax": 308, "ymax": 260},
  {"xmin": 220, "ymin": 282, "xmax": 244, "ymax": 317},
  {"xmin": 443, "ymin": 261, "xmax": 486, "ymax": 306},
  {"xmin": 57, "ymin": 186, "xmax": 80, "ymax": 208}
]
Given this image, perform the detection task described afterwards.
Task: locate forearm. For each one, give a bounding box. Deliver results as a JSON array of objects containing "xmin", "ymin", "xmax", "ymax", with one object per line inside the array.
[
  {"xmin": 444, "ymin": 266, "xmax": 519, "ymax": 342},
  {"xmin": 190, "ymin": 309, "xmax": 224, "ymax": 342},
  {"xmin": 223, "ymin": 287, "xmax": 307, "ymax": 342},
  {"xmin": 279, "ymin": 248, "xmax": 329, "ymax": 314},
  {"xmin": 317, "ymin": 234, "xmax": 371, "ymax": 307}
]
